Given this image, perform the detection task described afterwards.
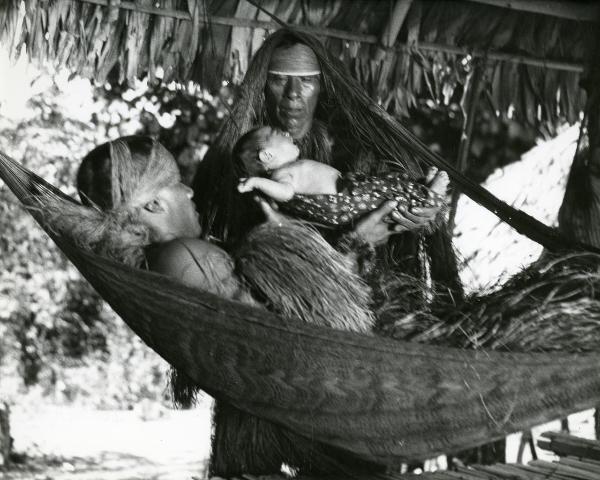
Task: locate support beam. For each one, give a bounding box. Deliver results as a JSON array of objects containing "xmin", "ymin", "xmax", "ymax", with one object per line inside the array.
[
  {"xmin": 448, "ymin": 59, "xmax": 485, "ymax": 233},
  {"xmin": 76, "ymin": 0, "xmax": 191, "ymax": 19},
  {"xmin": 404, "ymin": 42, "xmax": 583, "ymax": 73},
  {"xmin": 557, "ymin": 10, "xmax": 600, "ymax": 248},
  {"xmin": 465, "ymin": 0, "xmax": 599, "ymax": 22},
  {"xmin": 380, "ymin": 0, "xmax": 413, "ymax": 48},
  {"xmin": 77, "ymin": 0, "xmax": 600, "ymax": 24},
  {"xmin": 0, "ymin": 403, "xmax": 10, "ymax": 467},
  {"xmin": 374, "ymin": 0, "xmax": 413, "ymax": 63},
  {"xmin": 73, "ymin": 0, "xmax": 585, "ymax": 73}
]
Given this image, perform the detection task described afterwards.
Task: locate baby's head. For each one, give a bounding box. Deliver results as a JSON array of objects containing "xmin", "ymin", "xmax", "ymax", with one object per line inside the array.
[{"xmin": 233, "ymin": 126, "xmax": 299, "ymax": 176}]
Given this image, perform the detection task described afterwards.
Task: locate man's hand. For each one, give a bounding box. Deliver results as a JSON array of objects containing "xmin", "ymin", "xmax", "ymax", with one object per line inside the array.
[
  {"xmin": 352, "ymin": 167, "xmax": 449, "ymax": 246},
  {"xmin": 254, "ymin": 196, "xmax": 290, "ymax": 225},
  {"xmin": 353, "ymin": 200, "xmax": 401, "ymax": 246},
  {"xmin": 390, "ymin": 166, "xmax": 448, "ymax": 229}
]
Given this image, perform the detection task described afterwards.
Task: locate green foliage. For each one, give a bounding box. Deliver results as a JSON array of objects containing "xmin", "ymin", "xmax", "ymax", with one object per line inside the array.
[
  {"xmin": 0, "ymin": 76, "xmax": 170, "ymax": 408},
  {"xmin": 406, "ymin": 98, "xmax": 537, "ymax": 183},
  {"xmin": 98, "ymin": 77, "xmax": 236, "ymax": 185}
]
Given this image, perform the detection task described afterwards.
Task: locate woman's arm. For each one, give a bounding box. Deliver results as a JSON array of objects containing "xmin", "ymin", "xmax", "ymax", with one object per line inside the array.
[{"xmin": 148, "ymin": 238, "xmax": 252, "ymax": 302}]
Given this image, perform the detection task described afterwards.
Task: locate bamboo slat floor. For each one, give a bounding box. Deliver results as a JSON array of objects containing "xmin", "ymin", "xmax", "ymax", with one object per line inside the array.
[{"xmin": 213, "ymin": 432, "xmax": 600, "ymax": 480}]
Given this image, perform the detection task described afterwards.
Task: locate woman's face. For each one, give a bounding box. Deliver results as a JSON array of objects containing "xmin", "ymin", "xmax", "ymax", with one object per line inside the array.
[
  {"xmin": 139, "ymin": 182, "xmax": 201, "ymax": 243},
  {"xmin": 265, "ymin": 73, "xmax": 321, "ymax": 140}
]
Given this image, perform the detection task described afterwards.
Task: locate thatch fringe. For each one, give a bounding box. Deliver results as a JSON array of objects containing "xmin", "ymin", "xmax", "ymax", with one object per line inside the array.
[
  {"xmin": 379, "ymin": 252, "xmax": 600, "ymax": 353},
  {"xmin": 0, "ymin": 0, "xmax": 593, "ymax": 124},
  {"xmin": 235, "ymin": 221, "xmax": 375, "ymax": 334}
]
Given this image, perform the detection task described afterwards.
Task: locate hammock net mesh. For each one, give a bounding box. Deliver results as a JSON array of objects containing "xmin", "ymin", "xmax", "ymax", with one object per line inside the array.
[{"xmin": 2, "ymin": 149, "xmax": 600, "ymax": 464}]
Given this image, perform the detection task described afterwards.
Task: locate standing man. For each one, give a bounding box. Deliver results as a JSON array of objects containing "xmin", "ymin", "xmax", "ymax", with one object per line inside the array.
[{"xmin": 192, "ymin": 29, "xmax": 454, "ymax": 476}]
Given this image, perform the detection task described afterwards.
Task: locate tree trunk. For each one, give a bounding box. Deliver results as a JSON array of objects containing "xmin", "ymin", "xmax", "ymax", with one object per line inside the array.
[
  {"xmin": 0, "ymin": 402, "xmax": 11, "ymax": 466},
  {"xmin": 557, "ymin": 14, "xmax": 600, "ymax": 247},
  {"xmin": 557, "ymin": 13, "xmax": 600, "ymax": 439}
]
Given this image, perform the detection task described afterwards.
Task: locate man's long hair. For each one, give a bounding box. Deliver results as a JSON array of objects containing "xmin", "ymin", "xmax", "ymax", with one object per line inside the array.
[
  {"xmin": 193, "ymin": 28, "xmax": 461, "ymax": 293},
  {"xmin": 192, "ymin": 29, "xmax": 463, "ymax": 476}
]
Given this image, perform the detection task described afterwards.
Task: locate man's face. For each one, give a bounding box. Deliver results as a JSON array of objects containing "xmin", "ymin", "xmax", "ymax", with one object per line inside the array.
[{"xmin": 265, "ymin": 73, "xmax": 321, "ymax": 140}]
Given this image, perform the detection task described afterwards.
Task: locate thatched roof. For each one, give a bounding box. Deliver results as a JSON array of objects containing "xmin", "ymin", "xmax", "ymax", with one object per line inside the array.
[{"xmin": 0, "ymin": 0, "xmax": 596, "ymax": 124}]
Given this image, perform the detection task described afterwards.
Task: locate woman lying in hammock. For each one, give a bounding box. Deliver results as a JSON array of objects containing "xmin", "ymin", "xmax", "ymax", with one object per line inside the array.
[
  {"xmin": 51, "ymin": 135, "xmax": 376, "ymax": 335},
  {"xmin": 74, "ymin": 135, "xmax": 251, "ymax": 302},
  {"xmin": 47, "ymin": 134, "xmax": 405, "ymax": 472}
]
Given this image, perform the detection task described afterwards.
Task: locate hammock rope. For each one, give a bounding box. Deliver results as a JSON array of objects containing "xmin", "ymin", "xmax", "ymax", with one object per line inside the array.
[
  {"xmin": 365, "ymin": 103, "xmax": 596, "ymax": 253},
  {"xmin": 3, "ymin": 149, "xmax": 600, "ymax": 463}
]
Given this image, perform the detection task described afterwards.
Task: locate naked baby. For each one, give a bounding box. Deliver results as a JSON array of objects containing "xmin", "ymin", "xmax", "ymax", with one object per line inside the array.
[
  {"xmin": 236, "ymin": 126, "xmax": 340, "ymax": 201},
  {"xmin": 235, "ymin": 125, "xmax": 449, "ymax": 228}
]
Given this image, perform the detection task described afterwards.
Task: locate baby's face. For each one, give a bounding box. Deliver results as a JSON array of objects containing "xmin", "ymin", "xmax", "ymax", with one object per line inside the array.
[{"xmin": 258, "ymin": 127, "xmax": 300, "ymax": 170}]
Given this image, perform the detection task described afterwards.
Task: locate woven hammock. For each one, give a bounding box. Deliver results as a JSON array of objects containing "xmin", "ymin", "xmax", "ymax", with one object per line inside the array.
[{"xmin": 3, "ymin": 149, "xmax": 600, "ymax": 463}]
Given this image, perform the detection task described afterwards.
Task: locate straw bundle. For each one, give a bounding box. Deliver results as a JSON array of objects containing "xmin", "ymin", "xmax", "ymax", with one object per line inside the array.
[
  {"xmin": 235, "ymin": 221, "xmax": 375, "ymax": 333},
  {"xmin": 380, "ymin": 252, "xmax": 600, "ymax": 353}
]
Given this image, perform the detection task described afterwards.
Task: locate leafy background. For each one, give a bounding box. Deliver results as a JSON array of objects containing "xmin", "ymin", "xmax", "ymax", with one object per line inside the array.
[{"xmin": 0, "ymin": 64, "xmax": 234, "ymax": 411}]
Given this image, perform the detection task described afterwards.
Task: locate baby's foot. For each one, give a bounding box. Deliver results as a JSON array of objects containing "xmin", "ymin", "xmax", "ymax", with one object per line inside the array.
[{"xmin": 426, "ymin": 167, "xmax": 449, "ymax": 196}]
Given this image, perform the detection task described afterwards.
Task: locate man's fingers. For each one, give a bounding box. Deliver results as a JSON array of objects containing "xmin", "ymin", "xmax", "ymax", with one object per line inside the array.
[
  {"xmin": 392, "ymin": 223, "xmax": 409, "ymax": 233},
  {"xmin": 408, "ymin": 206, "xmax": 438, "ymax": 218},
  {"xmin": 389, "ymin": 206, "xmax": 439, "ymax": 228},
  {"xmin": 254, "ymin": 196, "xmax": 276, "ymax": 219},
  {"xmin": 254, "ymin": 196, "xmax": 287, "ymax": 225},
  {"xmin": 389, "ymin": 213, "xmax": 419, "ymax": 229},
  {"xmin": 366, "ymin": 200, "xmax": 398, "ymax": 224}
]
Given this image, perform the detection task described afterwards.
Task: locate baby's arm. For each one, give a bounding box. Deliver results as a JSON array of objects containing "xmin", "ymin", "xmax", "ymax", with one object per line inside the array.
[{"xmin": 238, "ymin": 176, "xmax": 295, "ymax": 202}]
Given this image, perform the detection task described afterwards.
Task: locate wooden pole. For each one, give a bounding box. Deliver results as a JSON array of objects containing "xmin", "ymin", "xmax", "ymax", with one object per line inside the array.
[
  {"xmin": 556, "ymin": 10, "xmax": 600, "ymax": 248},
  {"xmin": 0, "ymin": 403, "xmax": 10, "ymax": 467},
  {"xmin": 448, "ymin": 59, "xmax": 485, "ymax": 233},
  {"xmin": 77, "ymin": 0, "xmax": 600, "ymax": 24},
  {"xmin": 75, "ymin": 0, "xmax": 192, "ymax": 19},
  {"xmin": 381, "ymin": 0, "xmax": 413, "ymax": 47},
  {"xmin": 72, "ymin": 0, "xmax": 585, "ymax": 73},
  {"xmin": 465, "ymin": 0, "xmax": 599, "ymax": 22},
  {"xmin": 554, "ymin": 8, "xmax": 600, "ymax": 440},
  {"xmin": 373, "ymin": 0, "xmax": 414, "ymax": 95}
]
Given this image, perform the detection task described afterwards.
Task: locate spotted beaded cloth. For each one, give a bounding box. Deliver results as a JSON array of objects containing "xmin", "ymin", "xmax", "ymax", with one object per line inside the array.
[{"xmin": 279, "ymin": 172, "xmax": 445, "ymax": 227}]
